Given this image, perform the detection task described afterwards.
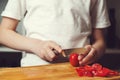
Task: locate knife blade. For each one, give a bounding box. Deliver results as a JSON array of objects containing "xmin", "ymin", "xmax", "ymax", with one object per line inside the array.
[
  {"xmin": 62, "ymin": 48, "xmax": 86, "ymax": 57},
  {"xmin": 53, "ymin": 48, "xmax": 86, "ymax": 58}
]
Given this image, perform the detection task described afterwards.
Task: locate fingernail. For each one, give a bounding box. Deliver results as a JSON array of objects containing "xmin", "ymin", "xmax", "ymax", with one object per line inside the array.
[
  {"xmin": 79, "ymin": 61, "xmax": 82, "ymax": 65},
  {"xmin": 52, "ymin": 49, "xmax": 59, "ymax": 55},
  {"xmin": 78, "ymin": 55, "xmax": 84, "ymax": 60}
]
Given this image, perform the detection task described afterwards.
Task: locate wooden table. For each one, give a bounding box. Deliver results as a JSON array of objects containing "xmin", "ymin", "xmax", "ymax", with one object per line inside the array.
[{"xmin": 0, "ymin": 62, "xmax": 120, "ymax": 80}]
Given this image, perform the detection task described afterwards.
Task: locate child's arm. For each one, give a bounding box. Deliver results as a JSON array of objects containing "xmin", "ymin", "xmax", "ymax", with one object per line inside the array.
[{"xmin": 0, "ymin": 17, "xmax": 62, "ymax": 61}]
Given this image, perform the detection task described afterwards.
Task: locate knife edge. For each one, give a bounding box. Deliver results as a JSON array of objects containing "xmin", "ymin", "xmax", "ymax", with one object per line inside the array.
[{"xmin": 63, "ymin": 48, "xmax": 86, "ymax": 57}]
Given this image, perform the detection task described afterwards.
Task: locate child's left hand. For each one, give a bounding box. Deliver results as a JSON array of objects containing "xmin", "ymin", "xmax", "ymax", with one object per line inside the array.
[{"xmin": 78, "ymin": 45, "xmax": 103, "ymax": 66}]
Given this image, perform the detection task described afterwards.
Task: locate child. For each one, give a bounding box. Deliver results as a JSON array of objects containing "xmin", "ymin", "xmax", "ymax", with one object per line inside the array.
[{"xmin": 0, "ymin": 0, "xmax": 110, "ymax": 67}]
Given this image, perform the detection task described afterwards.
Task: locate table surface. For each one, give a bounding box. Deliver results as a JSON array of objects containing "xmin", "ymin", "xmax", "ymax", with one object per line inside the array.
[{"xmin": 0, "ymin": 62, "xmax": 120, "ymax": 80}]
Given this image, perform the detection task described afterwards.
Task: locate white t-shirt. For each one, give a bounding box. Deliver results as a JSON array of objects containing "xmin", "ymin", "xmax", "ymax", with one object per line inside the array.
[{"xmin": 1, "ymin": 0, "xmax": 110, "ymax": 66}]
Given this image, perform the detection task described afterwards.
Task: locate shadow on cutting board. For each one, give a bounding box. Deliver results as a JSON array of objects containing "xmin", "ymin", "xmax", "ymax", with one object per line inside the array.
[{"xmin": 97, "ymin": 54, "xmax": 120, "ymax": 71}]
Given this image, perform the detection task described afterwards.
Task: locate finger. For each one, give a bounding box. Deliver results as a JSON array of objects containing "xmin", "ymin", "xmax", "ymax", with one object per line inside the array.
[
  {"xmin": 38, "ymin": 48, "xmax": 54, "ymax": 62},
  {"xmin": 44, "ymin": 53, "xmax": 53, "ymax": 62},
  {"xmin": 48, "ymin": 41, "xmax": 62, "ymax": 53},
  {"xmin": 38, "ymin": 50, "xmax": 47, "ymax": 60},
  {"xmin": 48, "ymin": 49, "xmax": 56, "ymax": 59},
  {"xmin": 52, "ymin": 48, "xmax": 60, "ymax": 55},
  {"xmin": 79, "ymin": 47, "xmax": 97, "ymax": 65},
  {"xmin": 84, "ymin": 45, "xmax": 92, "ymax": 54},
  {"xmin": 78, "ymin": 54, "xmax": 85, "ymax": 61},
  {"xmin": 45, "ymin": 48, "xmax": 56, "ymax": 61}
]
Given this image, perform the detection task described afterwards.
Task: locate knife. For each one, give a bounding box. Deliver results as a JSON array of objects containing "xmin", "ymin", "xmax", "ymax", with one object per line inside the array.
[{"xmin": 53, "ymin": 48, "xmax": 86, "ymax": 58}]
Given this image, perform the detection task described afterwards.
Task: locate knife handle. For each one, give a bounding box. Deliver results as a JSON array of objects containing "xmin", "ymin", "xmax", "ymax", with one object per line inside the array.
[{"xmin": 52, "ymin": 49, "xmax": 59, "ymax": 55}]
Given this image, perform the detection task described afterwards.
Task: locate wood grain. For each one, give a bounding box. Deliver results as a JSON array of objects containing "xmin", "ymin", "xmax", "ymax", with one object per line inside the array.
[{"xmin": 0, "ymin": 62, "xmax": 120, "ymax": 80}]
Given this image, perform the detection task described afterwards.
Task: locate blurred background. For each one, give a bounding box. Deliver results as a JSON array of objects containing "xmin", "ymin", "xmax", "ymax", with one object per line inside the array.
[
  {"xmin": 106, "ymin": 0, "xmax": 120, "ymax": 49},
  {"xmin": 0, "ymin": 0, "xmax": 120, "ymax": 68}
]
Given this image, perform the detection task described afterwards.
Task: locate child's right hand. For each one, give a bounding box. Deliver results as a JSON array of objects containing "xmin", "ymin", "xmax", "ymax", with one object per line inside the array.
[{"xmin": 29, "ymin": 38, "xmax": 62, "ymax": 62}]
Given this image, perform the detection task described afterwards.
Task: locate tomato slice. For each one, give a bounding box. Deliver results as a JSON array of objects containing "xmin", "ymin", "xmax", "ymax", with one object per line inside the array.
[
  {"xmin": 75, "ymin": 63, "xmax": 119, "ymax": 77},
  {"xmin": 83, "ymin": 70, "xmax": 93, "ymax": 77},
  {"xmin": 76, "ymin": 67, "xmax": 85, "ymax": 76},
  {"xmin": 107, "ymin": 70, "xmax": 119, "ymax": 77},
  {"xmin": 94, "ymin": 69, "xmax": 108, "ymax": 77},
  {"xmin": 84, "ymin": 65, "xmax": 94, "ymax": 72},
  {"xmin": 76, "ymin": 67, "xmax": 93, "ymax": 77},
  {"xmin": 92, "ymin": 63, "xmax": 102, "ymax": 70}
]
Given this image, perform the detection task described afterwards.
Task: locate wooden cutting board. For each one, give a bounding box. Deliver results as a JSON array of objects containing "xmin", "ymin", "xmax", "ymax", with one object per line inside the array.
[{"xmin": 0, "ymin": 62, "xmax": 120, "ymax": 80}]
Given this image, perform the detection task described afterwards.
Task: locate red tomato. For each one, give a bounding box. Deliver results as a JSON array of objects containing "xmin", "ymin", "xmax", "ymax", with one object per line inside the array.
[
  {"xmin": 107, "ymin": 69, "xmax": 119, "ymax": 77},
  {"xmin": 76, "ymin": 67, "xmax": 85, "ymax": 76},
  {"xmin": 93, "ymin": 69, "xmax": 108, "ymax": 77},
  {"xmin": 75, "ymin": 63, "xmax": 120, "ymax": 77},
  {"xmin": 69, "ymin": 53, "xmax": 79, "ymax": 67},
  {"xmin": 83, "ymin": 70, "xmax": 93, "ymax": 77},
  {"xmin": 92, "ymin": 63, "xmax": 102, "ymax": 70},
  {"xmin": 76, "ymin": 66, "xmax": 93, "ymax": 77},
  {"xmin": 84, "ymin": 65, "xmax": 94, "ymax": 72},
  {"xmin": 108, "ymin": 71, "xmax": 119, "ymax": 76}
]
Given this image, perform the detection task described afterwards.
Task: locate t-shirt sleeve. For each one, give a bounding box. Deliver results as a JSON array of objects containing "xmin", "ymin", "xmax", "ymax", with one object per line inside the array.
[
  {"xmin": 91, "ymin": 0, "xmax": 111, "ymax": 28},
  {"xmin": 1, "ymin": 0, "xmax": 26, "ymax": 20}
]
